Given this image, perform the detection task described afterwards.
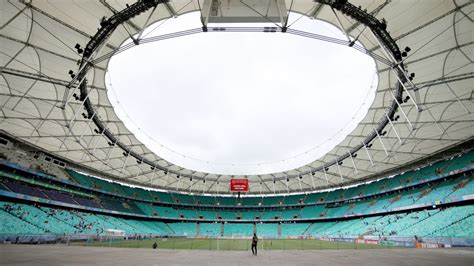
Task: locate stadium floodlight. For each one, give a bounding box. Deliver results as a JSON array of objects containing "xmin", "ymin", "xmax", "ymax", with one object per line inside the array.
[
  {"xmin": 59, "ymin": 94, "xmax": 89, "ymax": 149},
  {"xmin": 65, "ymin": 93, "xmax": 90, "ymax": 138},
  {"xmin": 63, "ymin": 67, "xmax": 89, "ymax": 109},
  {"xmin": 75, "ymin": 43, "xmax": 84, "ymax": 54},
  {"xmin": 91, "ymin": 128, "xmax": 106, "ymax": 155},
  {"xmin": 165, "ymin": 173, "xmax": 170, "ymax": 186},
  {"xmin": 272, "ymin": 178, "xmax": 276, "ymax": 194},
  {"xmin": 335, "ymin": 159, "xmax": 344, "ymax": 182},
  {"xmin": 389, "ymin": 90, "xmax": 414, "ymax": 130},
  {"xmin": 286, "ymin": 177, "xmax": 290, "ymax": 193},
  {"xmin": 94, "ymin": 128, "xmax": 100, "ymax": 134},
  {"xmin": 78, "ymin": 112, "xmax": 96, "ymax": 143},
  {"xmin": 373, "ymin": 127, "xmax": 389, "ymax": 156},
  {"xmin": 121, "ymin": 149, "xmax": 131, "ymax": 174},
  {"xmin": 322, "ymin": 167, "xmax": 329, "ymax": 185},
  {"xmin": 362, "ymin": 140, "xmax": 374, "ymax": 166},
  {"xmin": 369, "ymin": 29, "xmax": 421, "ymax": 112},
  {"xmin": 149, "ymin": 166, "xmax": 156, "ymax": 184}
]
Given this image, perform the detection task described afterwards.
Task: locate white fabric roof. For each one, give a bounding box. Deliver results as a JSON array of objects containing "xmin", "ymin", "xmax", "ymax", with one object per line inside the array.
[{"xmin": 0, "ymin": 0, "xmax": 472, "ymax": 194}]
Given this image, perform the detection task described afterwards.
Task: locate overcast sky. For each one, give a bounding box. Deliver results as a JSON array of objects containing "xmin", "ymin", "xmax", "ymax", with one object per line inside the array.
[{"xmin": 106, "ymin": 12, "xmax": 377, "ymax": 175}]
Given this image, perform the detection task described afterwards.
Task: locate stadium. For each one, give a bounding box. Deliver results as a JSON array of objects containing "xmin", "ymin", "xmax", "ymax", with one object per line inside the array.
[{"xmin": 0, "ymin": 0, "xmax": 473, "ymax": 265}]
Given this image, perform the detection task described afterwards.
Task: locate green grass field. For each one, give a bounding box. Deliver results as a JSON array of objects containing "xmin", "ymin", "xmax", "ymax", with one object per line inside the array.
[{"xmin": 74, "ymin": 238, "xmax": 395, "ymax": 250}]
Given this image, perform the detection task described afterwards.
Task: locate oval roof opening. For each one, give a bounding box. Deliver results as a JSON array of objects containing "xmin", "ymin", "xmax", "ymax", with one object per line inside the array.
[{"xmin": 107, "ymin": 12, "xmax": 378, "ymax": 175}]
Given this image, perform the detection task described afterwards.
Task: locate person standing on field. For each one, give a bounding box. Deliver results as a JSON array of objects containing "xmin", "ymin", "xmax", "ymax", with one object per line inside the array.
[{"xmin": 251, "ymin": 233, "xmax": 258, "ymax": 255}]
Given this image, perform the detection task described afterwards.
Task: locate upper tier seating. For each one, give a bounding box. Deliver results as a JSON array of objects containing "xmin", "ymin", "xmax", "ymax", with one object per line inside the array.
[{"xmin": 62, "ymin": 151, "xmax": 472, "ymax": 208}]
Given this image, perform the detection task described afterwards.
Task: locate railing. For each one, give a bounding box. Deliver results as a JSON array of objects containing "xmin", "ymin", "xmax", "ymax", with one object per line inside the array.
[
  {"xmin": 71, "ymin": 236, "xmax": 393, "ymax": 250},
  {"xmin": 2, "ymin": 159, "xmax": 472, "ymax": 210},
  {"xmin": 2, "ymin": 233, "xmax": 472, "ymax": 250}
]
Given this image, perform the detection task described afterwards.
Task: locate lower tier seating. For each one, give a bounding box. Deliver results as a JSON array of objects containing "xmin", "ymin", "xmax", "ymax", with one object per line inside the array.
[{"xmin": 1, "ymin": 201, "xmax": 473, "ymax": 238}]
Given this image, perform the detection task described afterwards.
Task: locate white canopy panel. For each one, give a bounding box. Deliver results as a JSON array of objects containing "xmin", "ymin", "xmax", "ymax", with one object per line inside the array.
[{"xmin": 0, "ymin": 0, "xmax": 472, "ymax": 194}]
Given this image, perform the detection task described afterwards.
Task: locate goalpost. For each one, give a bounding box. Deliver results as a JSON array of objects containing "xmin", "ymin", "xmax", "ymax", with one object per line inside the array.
[{"xmin": 103, "ymin": 229, "xmax": 125, "ymax": 246}]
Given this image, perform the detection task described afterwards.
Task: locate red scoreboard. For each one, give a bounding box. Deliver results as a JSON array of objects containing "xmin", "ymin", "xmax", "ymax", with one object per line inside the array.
[{"xmin": 230, "ymin": 178, "xmax": 248, "ymax": 192}]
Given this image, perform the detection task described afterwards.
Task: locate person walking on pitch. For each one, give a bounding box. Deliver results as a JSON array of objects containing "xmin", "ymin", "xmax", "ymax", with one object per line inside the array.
[{"xmin": 251, "ymin": 233, "xmax": 258, "ymax": 256}]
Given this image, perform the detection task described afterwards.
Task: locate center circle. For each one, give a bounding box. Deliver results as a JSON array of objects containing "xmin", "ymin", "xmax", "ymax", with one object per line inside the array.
[{"xmin": 106, "ymin": 12, "xmax": 377, "ymax": 175}]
